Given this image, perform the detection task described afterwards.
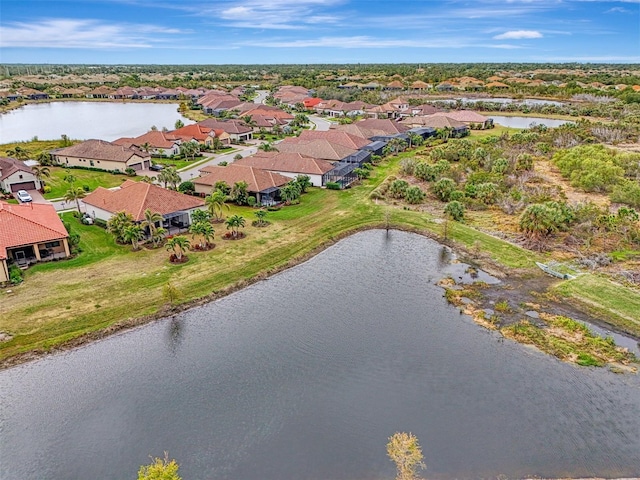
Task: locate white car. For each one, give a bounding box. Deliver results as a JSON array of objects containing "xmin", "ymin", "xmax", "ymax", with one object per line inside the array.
[{"xmin": 16, "ymin": 190, "xmax": 33, "ymax": 203}]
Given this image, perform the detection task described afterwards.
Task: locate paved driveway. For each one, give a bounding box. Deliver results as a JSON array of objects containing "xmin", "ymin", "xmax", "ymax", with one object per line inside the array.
[{"xmin": 13, "ymin": 189, "xmax": 47, "ymax": 204}]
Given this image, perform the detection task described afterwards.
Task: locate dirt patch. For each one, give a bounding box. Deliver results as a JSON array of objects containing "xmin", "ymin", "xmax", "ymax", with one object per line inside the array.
[{"xmin": 534, "ymin": 159, "xmax": 610, "ymax": 207}]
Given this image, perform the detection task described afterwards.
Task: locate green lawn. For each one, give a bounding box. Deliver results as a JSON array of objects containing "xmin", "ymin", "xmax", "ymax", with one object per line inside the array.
[
  {"xmin": 44, "ymin": 167, "xmax": 141, "ymax": 199},
  {"xmin": 2, "ymin": 142, "xmax": 638, "ymax": 364},
  {"xmin": 152, "ymin": 156, "xmax": 205, "ymax": 170}
]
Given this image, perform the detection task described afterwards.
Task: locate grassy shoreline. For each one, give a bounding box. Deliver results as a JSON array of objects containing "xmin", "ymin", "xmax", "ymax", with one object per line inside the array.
[{"xmin": 1, "ymin": 152, "xmax": 639, "ymax": 369}]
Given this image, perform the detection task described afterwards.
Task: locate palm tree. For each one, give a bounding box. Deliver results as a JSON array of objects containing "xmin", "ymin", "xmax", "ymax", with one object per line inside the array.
[
  {"xmin": 141, "ymin": 209, "xmax": 163, "ymax": 239},
  {"xmin": 258, "ymin": 142, "xmax": 278, "ymax": 152},
  {"xmin": 63, "ymin": 172, "xmax": 77, "ymax": 185},
  {"xmin": 64, "ymin": 186, "xmax": 86, "ymax": 214},
  {"xmin": 230, "ymin": 181, "xmax": 249, "ymax": 205},
  {"xmin": 241, "ymin": 115, "xmax": 257, "ymax": 128},
  {"xmin": 107, "ymin": 211, "xmax": 134, "ymax": 244},
  {"xmin": 150, "ymin": 227, "xmax": 167, "ymax": 248},
  {"xmin": 254, "ymin": 209, "xmax": 268, "ymax": 227},
  {"xmin": 123, "ymin": 224, "xmax": 145, "ymax": 250},
  {"xmin": 32, "ymin": 165, "xmax": 51, "ymax": 186},
  {"xmin": 157, "ymin": 167, "xmax": 180, "ymax": 189},
  {"xmin": 191, "ymin": 209, "xmax": 211, "ymax": 224},
  {"xmin": 225, "ymin": 215, "xmax": 246, "ymax": 239},
  {"xmin": 279, "ymin": 182, "xmax": 301, "ymax": 203},
  {"xmin": 138, "ymin": 142, "xmax": 151, "ymax": 153},
  {"xmin": 166, "ymin": 235, "xmax": 190, "ymax": 261},
  {"xmin": 295, "ymin": 175, "xmax": 311, "ymax": 193},
  {"xmin": 205, "ymin": 190, "xmax": 229, "ymax": 221},
  {"xmin": 6, "ymin": 146, "xmax": 30, "ymax": 161},
  {"xmin": 189, "ymin": 221, "xmax": 215, "ymax": 248}
]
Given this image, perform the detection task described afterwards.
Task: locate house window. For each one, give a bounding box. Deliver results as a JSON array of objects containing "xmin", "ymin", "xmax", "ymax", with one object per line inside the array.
[
  {"xmin": 19, "ymin": 175, "xmax": 23, "ymax": 179},
  {"xmin": 90, "ymin": 160, "xmax": 94, "ymax": 166},
  {"xmin": 44, "ymin": 241, "xmax": 61, "ymax": 248}
]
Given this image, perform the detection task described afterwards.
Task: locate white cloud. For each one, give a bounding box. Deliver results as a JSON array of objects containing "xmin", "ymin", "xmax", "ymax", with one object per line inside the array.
[
  {"xmin": 605, "ymin": 6, "xmax": 630, "ymax": 12},
  {"xmin": 0, "ymin": 18, "xmax": 185, "ymax": 49},
  {"xmin": 493, "ymin": 30, "xmax": 543, "ymax": 39},
  {"xmin": 239, "ymin": 35, "xmax": 523, "ymax": 49}
]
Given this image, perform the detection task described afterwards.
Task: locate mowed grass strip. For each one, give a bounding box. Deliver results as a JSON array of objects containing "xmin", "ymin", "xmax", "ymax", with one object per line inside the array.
[
  {"xmin": 552, "ymin": 274, "xmax": 640, "ymax": 337},
  {"xmin": 0, "ymin": 150, "xmax": 636, "ymax": 363},
  {"xmin": 44, "ymin": 166, "xmax": 142, "ymax": 199}
]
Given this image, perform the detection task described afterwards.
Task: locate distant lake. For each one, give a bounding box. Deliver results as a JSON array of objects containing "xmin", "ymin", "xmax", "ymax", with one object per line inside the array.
[
  {"xmin": 490, "ymin": 115, "xmax": 572, "ymax": 129},
  {"xmin": 0, "ymin": 102, "xmax": 194, "ymax": 144},
  {"xmin": 438, "ymin": 97, "xmax": 565, "ymax": 107}
]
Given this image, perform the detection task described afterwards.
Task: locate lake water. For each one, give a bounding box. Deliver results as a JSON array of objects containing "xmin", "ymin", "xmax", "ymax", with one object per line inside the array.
[
  {"xmin": 489, "ymin": 115, "xmax": 572, "ymax": 129},
  {"xmin": 1, "ymin": 230, "xmax": 639, "ymax": 480},
  {"xmin": 439, "ymin": 97, "xmax": 565, "ymax": 107},
  {"xmin": 0, "ymin": 102, "xmax": 193, "ymax": 143}
]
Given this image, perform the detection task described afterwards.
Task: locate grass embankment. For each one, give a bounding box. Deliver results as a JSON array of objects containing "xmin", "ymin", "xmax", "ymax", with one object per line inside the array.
[
  {"xmin": 1, "ymin": 150, "xmax": 640, "ymax": 366},
  {"xmin": 44, "ymin": 166, "xmax": 141, "ymax": 199}
]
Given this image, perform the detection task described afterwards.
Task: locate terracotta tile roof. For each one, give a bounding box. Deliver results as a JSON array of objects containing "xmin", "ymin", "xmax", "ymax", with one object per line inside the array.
[
  {"xmin": 409, "ymin": 104, "xmax": 442, "ymax": 116},
  {"xmin": 400, "ymin": 115, "xmax": 467, "ymax": 129},
  {"xmin": 485, "ymin": 82, "xmax": 509, "ymax": 88},
  {"xmin": 297, "ymin": 130, "xmax": 371, "ymax": 149},
  {"xmin": 167, "ymin": 124, "xmax": 213, "ymax": 143},
  {"xmin": 113, "ymin": 130, "xmax": 180, "ymax": 150},
  {"xmin": 0, "ymin": 157, "xmax": 34, "ymax": 181},
  {"xmin": 83, "ymin": 180, "xmax": 205, "ymax": 221},
  {"xmin": 239, "ymin": 105, "xmax": 294, "ymax": 120},
  {"xmin": 0, "ymin": 201, "xmax": 68, "ymax": 259},
  {"xmin": 195, "ymin": 165, "xmax": 291, "ymax": 193},
  {"xmin": 333, "ymin": 119, "xmax": 409, "ymax": 139},
  {"xmin": 432, "ymin": 110, "xmax": 489, "ymax": 123},
  {"xmin": 276, "ymin": 138, "xmax": 358, "ymax": 161},
  {"xmin": 197, "ymin": 119, "xmax": 253, "ymax": 134},
  {"xmin": 53, "ymin": 140, "xmax": 150, "ymax": 163},
  {"xmin": 235, "ymin": 151, "xmax": 334, "ymax": 175},
  {"xmin": 410, "ymin": 81, "xmax": 430, "ymax": 89},
  {"xmin": 303, "ymin": 97, "xmax": 323, "ymax": 108}
]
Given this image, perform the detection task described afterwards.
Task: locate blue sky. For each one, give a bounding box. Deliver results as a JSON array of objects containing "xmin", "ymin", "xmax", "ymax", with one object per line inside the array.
[{"xmin": 0, "ymin": 0, "xmax": 639, "ymax": 64}]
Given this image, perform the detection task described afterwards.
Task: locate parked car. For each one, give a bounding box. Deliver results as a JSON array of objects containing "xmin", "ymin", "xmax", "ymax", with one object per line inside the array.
[
  {"xmin": 150, "ymin": 164, "xmax": 164, "ymax": 171},
  {"xmin": 16, "ymin": 190, "xmax": 32, "ymax": 203}
]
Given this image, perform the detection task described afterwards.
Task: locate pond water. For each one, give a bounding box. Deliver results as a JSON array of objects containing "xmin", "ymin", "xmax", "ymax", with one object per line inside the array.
[
  {"xmin": 438, "ymin": 97, "xmax": 565, "ymax": 107},
  {"xmin": 0, "ymin": 101, "xmax": 193, "ymax": 143},
  {"xmin": 489, "ymin": 115, "xmax": 572, "ymax": 129},
  {"xmin": 1, "ymin": 230, "xmax": 639, "ymax": 480}
]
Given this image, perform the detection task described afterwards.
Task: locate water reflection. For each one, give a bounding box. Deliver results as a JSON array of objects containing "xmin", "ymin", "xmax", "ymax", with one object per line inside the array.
[{"xmin": 165, "ymin": 317, "xmax": 185, "ymax": 356}]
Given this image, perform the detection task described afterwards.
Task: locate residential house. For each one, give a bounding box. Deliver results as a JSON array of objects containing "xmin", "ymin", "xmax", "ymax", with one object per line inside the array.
[
  {"xmin": 333, "ymin": 119, "xmax": 410, "ymax": 139},
  {"xmin": 86, "ymin": 86, "xmax": 115, "ymax": 99},
  {"xmin": 113, "ymin": 130, "xmax": 182, "ymax": 157},
  {"xmin": 296, "ymin": 130, "xmax": 372, "ymax": 150},
  {"xmin": 410, "ymin": 81, "xmax": 431, "ymax": 91},
  {"xmin": 53, "ymin": 139, "xmax": 152, "ymax": 172},
  {"xmin": 197, "ymin": 119, "xmax": 253, "ymax": 143},
  {"xmin": 315, "ymin": 100, "xmax": 372, "ymax": 117},
  {"xmin": 83, "ymin": 180, "xmax": 205, "ymax": 234},
  {"xmin": 408, "ymin": 104, "xmax": 442, "ymax": 116},
  {"xmin": 400, "ymin": 115, "xmax": 468, "ymax": 136},
  {"xmin": 0, "ymin": 201, "xmax": 71, "ymax": 281},
  {"xmin": 16, "ymin": 87, "xmax": 49, "ymax": 100},
  {"xmin": 234, "ymin": 151, "xmax": 334, "ymax": 187},
  {"xmin": 167, "ymin": 124, "xmax": 215, "ymax": 147},
  {"xmin": 0, "ymin": 157, "xmax": 43, "ymax": 193},
  {"xmin": 431, "ymin": 110, "xmax": 492, "ymax": 129},
  {"xmin": 194, "ymin": 165, "xmax": 291, "ymax": 205},
  {"xmin": 364, "ymin": 97, "xmax": 409, "ymax": 119},
  {"xmin": 276, "ymin": 137, "xmax": 361, "ymax": 163}
]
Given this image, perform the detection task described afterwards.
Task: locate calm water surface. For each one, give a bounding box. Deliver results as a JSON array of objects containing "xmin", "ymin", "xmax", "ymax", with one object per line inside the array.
[
  {"xmin": 490, "ymin": 115, "xmax": 572, "ymax": 129},
  {"xmin": 1, "ymin": 230, "xmax": 639, "ymax": 480},
  {"xmin": 0, "ymin": 102, "xmax": 193, "ymax": 143}
]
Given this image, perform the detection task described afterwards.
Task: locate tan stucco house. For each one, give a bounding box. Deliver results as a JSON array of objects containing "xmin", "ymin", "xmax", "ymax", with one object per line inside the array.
[
  {"xmin": 0, "ymin": 201, "xmax": 71, "ymax": 283},
  {"xmin": 0, "ymin": 157, "xmax": 43, "ymax": 193},
  {"xmin": 53, "ymin": 140, "xmax": 151, "ymax": 172}
]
